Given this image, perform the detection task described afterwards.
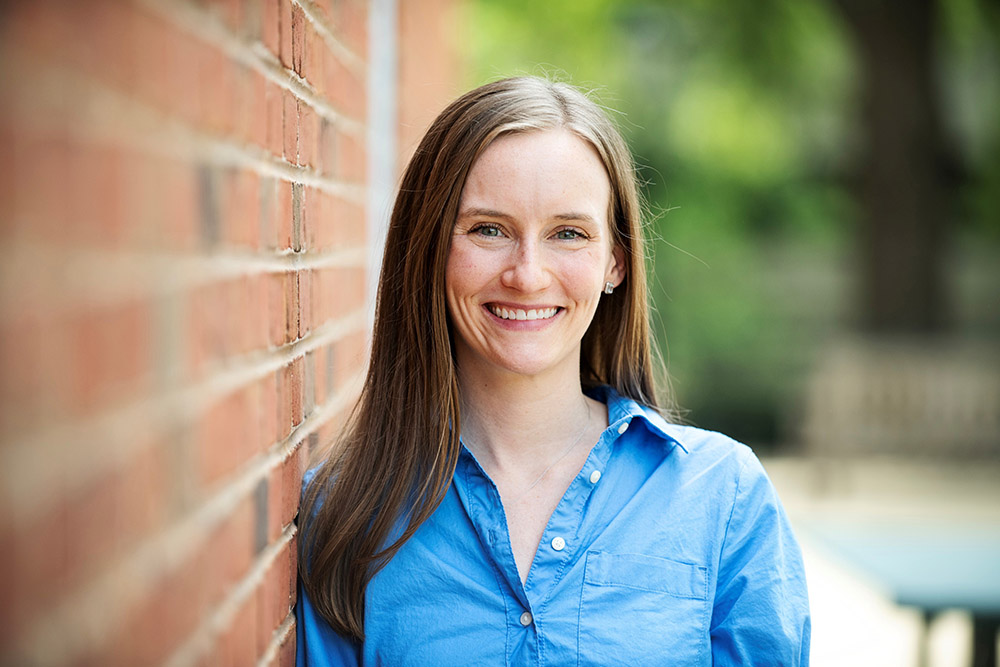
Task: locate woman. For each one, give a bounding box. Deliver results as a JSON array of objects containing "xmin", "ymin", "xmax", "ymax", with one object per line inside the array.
[{"xmin": 297, "ymin": 77, "xmax": 810, "ymax": 665}]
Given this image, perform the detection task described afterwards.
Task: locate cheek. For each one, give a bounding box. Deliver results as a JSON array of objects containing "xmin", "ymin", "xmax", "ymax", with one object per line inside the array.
[
  {"xmin": 445, "ymin": 244, "xmax": 489, "ymax": 295},
  {"xmin": 558, "ymin": 251, "xmax": 611, "ymax": 293}
]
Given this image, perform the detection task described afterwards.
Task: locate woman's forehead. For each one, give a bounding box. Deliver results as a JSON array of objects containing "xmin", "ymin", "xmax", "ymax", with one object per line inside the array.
[{"xmin": 459, "ymin": 129, "xmax": 611, "ymax": 222}]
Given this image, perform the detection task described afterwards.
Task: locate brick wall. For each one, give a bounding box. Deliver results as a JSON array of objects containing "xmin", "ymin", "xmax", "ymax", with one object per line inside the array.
[{"xmin": 0, "ymin": 1, "xmax": 461, "ymax": 664}]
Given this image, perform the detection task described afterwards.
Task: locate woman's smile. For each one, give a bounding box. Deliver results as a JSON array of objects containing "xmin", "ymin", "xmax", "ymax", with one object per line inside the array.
[{"xmin": 486, "ymin": 304, "xmax": 561, "ymax": 322}]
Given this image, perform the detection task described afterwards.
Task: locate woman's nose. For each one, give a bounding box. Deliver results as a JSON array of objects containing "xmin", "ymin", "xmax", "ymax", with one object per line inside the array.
[{"xmin": 500, "ymin": 241, "xmax": 551, "ymax": 292}]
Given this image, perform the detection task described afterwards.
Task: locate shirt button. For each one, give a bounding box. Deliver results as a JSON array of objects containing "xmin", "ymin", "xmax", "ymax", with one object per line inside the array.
[
  {"xmin": 519, "ymin": 611, "xmax": 533, "ymax": 626},
  {"xmin": 589, "ymin": 470, "xmax": 602, "ymax": 484},
  {"xmin": 617, "ymin": 421, "xmax": 629, "ymax": 435},
  {"xmin": 551, "ymin": 536, "xmax": 566, "ymax": 551}
]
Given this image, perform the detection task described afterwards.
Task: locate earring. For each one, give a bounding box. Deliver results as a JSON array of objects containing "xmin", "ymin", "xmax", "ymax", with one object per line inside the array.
[{"xmin": 604, "ymin": 282, "xmax": 614, "ymax": 295}]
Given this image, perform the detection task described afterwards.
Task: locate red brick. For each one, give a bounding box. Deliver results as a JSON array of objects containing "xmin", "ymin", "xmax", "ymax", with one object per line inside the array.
[
  {"xmin": 278, "ymin": 617, "xmax": 297, "ymax": 667},
  {"xmin": 223, "ymin": 170, "xmax": 260, "ymax": 249},
  {"xmin": 290, "ymin": 356, "xmax": 305, "ymax": 427},
  {"xmin": 300, "ymin": 186, "xmax": 316, "ymax": 250},
  {"xmin": 232, "ymin": 65, "xmax": 254, "ymax": 145},
  {"xmin": 205, "ymin": 498, "xmax": 256, "ymax": 606},
  {"xmin": 277, "ymin": 357, "xmax": 304, "ymax": 436},
  {"xmin": 197, "ymin": 384, "xmax": 258, "ymax": 486},
  {"xmin": 258, "ymin": 176, "xmax": 278, "ymax": 250},
  {"xmin": 281, "ymin": 442, "xmax": 307, "ymax": 529},
  {"xmin": 1, "ymin": 502, "xmax": 69, "ymax": 644},
  {"xmin": 111, "ymin": 498, "xmax": 253, "ymax": 664},
  {"xmin": 299, "ymin": 270, "xmax": 313, "ymax": 337},
  {"xmin": 249, "ymin": 274, "xmax": 271, "ymax": 352},
  {"xmin": 341, "ymin": 0, "xmax": 369, "ymax": 61},
  {"xmin": 221, "ymin": 589, "xmax": 258, "ymax": 666},
  {"xmin": 187, "ymin": 282, "xmax": 227, "ymax": 375},
  {"xmin": 275, "ymin": 366, "xmax": 291, "ymax": 443},
  {"xmin": 225, "ymin": 277, "xmax": 251, "ymax": 356},
  {"xmin": 118, "ymin": 440, "xmax": 172, "ymax": 547},
  {"xmin": 291, "ymin": 3, "xmax": 305, "ymax": 77},
  {"xmin": 317, "ymin": 120, "xmax": 337, "ymax": 178},
  {"xmin": 207, "ymin": 0, "xmax": 243, "ymax": 33},
  {"xmin": 259, "ymin": 373, "xmax": 279, "ymax": 450},
  {"xmin": 130, "ymin": 7, "xmax": 173, "ymax": 112},
  {"xmin": 68, "ymin": 300, "xmax": 153, "ymax": 415},
  {"xmin": 324, "ymin": 53, "xmax": 365, "ymax": 121},
  {"xmin": 336, "ymin": 130, "xmax": 366, "ymax": 184},
  {"xmin": 299, "ymin": 103, "xmax": 319, "ymax": 169},
  {"xmin": 249, "ymin": 71, "xmax": 269, "ymax": 148},
  {"xmin": 65, "ymin": 142, "xmax": 129, "ymax": 247},
  {"xmin": 278, "ymin": 0, "xmax": 293, "ymax": 70},
  {"xmin": 283, "ymin": 93, "xmax": 300, "ymax": 164},
  {"xmin": 261, "ymin": 0, "xmax": 280, "ymax": 56},
  {"xmin": 304, "ymin": 24, "xmax": 325, "ymax": 93},
  {"xmin": 201, "ymin": 44, "xmax": 235, "ymax": 135},
  {"xmin": 256, "ymin": 536, "xmax": 290, "ymax": 654},
  {"xmin": 286, "ymin": 537, "xmax": 298, "ymax": 616},
  {"xmin": 158, "ymin": 158, "xmax": 200, "ymax": 250},
  {"xmin": 0, "ymin": 315, "xmax": 48, "ymax": 436},
  {"xmin": 266, "ymin": 467, "xmax": 283, "ymax": 545},
  {"xmin": 0, "ymin": 3, "xmax": 74, "ymax": 66},
  {"xmin": 110, "ymin": 554, "xmax": 202, "ymax": 666},
  {"xmin": 266, "ymin": 82, "xmax": 284, "ymax": 157},
  {"xmin": 311, "ymin": 345, "xmax": 329, "ymax": 407},
  {"xmin": 83, "ymin": 0, "xmax": 136, "ymax": 93},
  {"xmin": 166, "ymin": 26, "xmax": 206, "ymax": 125},
  {"xmin": 267, "ymin": 272, "xmax": 286, "ymax": 348},
  {"xmin": 285, "ymin": 270, "xmax": 300, "ymax": 341},
  {"xmin": 277, "ymin": 178, "xmax": 293, "ymax": 249}
]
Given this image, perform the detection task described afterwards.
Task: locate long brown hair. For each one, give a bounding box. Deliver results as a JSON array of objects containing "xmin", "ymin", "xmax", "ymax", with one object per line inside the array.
[{"xmin": 299, "ymin": 76, "xmax": 668, "ymax": 640}]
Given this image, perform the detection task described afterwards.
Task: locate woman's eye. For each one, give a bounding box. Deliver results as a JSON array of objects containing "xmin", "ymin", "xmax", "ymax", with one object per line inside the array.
[
  {"xmin": 472, "ymin": 224, "xmax": 502, "ymax": 238},
  {"xmin": 554, "ymin": 228, "xmax": 584, "ymax": 241}
]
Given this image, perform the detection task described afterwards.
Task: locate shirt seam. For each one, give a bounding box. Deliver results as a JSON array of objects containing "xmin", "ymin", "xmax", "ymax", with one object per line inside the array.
[{"xmin": 706, "ymin": 448, "xmax": 752, "ymax": 663}]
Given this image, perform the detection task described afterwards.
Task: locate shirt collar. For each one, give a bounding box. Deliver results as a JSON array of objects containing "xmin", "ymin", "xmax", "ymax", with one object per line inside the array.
[{"xmin": 588, "ymin": 385, "xmax": 690, "ymax": 454}]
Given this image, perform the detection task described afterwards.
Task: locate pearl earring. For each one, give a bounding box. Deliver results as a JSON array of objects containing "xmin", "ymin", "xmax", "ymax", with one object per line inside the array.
[{"xmin": 604, "ymin": 282, "xmax": 614, "ymax": 295}]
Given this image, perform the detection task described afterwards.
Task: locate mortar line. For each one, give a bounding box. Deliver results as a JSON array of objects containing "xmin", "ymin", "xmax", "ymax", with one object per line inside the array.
[
  {"xmin": 136, "ymin": 0, "xmax": 365, "ymax": 133},
  {"xmin": 13, "ymin": 368, "xmax": 364, "ymax": 666},
  {"xmin": 165, "ymin": 523, "xmax": 297, "ymax": 667},
  {"xmin": 0, "ymin": 311, "xmax": 369, "ymax": 519}
]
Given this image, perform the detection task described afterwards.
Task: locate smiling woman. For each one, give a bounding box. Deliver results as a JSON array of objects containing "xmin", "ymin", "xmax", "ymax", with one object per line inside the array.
[
  {"xmin": 447, "ymin": 129, "xmax": 624, "ymax": 386},
  {"xmin": 297, "ymin": 77, "xmax": 811, "ymax": 666}
]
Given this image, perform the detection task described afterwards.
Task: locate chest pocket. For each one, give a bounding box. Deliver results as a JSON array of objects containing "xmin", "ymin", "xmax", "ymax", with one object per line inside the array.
[{"xmin": 576, "ymin": 551, "xmax": 711, "ymax": 666}]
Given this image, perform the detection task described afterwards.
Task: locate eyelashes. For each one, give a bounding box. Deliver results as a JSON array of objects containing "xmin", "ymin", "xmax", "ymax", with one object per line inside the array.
[{"xmin": 466, "ymin": 223, "xmax": 591, "ymax": 242}]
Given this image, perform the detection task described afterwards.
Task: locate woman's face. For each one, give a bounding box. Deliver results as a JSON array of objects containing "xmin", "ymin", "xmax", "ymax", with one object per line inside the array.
[{"xmin": 445, "ymin": 129, "xmax": 625, "ymax": 381}]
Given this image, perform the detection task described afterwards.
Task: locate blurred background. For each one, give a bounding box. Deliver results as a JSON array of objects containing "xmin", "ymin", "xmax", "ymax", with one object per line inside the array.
[
  {"xmin": 460, "ymin": 0, "xmax": 1000, "ymax": 664},
  {"xmin": 1, "ymin": 0, "xmax": 998, "ymax": 664}
]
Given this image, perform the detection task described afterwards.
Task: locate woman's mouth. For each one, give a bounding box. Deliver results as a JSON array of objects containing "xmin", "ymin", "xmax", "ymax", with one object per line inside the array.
[{"xmin": 487, "ymin": 305, "xmax": 560, "ymax": 321}]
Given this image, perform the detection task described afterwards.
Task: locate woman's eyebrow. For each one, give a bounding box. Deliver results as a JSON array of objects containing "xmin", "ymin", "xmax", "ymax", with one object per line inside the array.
[
  {"xmin": 553, "ymin": 212, "xmax": 598, "ymax": 224},
  {"xmin": 458, "ymin": 208, "xmax": 598, "ymax": 224},
  {"xmin": 457, "ymin": 207, "xmax": 514, "ymax": 221}
]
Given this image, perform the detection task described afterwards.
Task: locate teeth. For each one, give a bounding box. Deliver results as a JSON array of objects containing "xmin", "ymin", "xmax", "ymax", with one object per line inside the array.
[{"xmin": 489, "ymin": 306, "xmax": 558, "ymax": 321}]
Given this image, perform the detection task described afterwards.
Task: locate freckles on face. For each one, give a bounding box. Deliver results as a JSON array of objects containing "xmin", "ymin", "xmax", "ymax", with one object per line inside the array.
[{"xmin": 444, "ymin": 129, "xmax": 626, "ymax": 379}]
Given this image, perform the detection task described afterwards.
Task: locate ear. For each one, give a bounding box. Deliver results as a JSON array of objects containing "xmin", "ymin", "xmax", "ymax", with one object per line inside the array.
[{"xmin": 606, "ymin": 244, "xmax": 626, "ymax": 288}]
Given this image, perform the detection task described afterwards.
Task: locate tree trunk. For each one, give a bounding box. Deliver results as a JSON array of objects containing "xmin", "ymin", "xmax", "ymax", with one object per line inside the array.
[{"xmin": 832, "ymin": 0, "xmax": 953, "ymax": 334}]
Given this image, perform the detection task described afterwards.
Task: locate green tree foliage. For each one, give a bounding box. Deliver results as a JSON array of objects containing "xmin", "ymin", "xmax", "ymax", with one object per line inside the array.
[{"xmin": 464, "ymin": 0, "xmax": 999, "ymax": 449}]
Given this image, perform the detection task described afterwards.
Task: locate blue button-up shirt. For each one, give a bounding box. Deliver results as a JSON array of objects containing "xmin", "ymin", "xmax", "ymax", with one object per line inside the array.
[{"xmin": 297, "ymin": 387, "xmax": 810, "ymax": 665}]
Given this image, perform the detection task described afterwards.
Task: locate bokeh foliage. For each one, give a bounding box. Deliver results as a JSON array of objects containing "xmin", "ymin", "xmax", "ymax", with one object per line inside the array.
[{"xmin": 464, "ymin": 0, "xmax": 1000, "ymax": 449}]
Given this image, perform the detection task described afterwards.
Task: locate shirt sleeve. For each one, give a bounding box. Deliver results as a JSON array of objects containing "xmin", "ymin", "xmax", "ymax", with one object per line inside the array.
[
  {"xmin": 710, "ymin": 451, "xmax": 811, "ymax": 666},
  {"xmin": 295, "ymin": 580, "xmax": 362, "ymax": 667}
]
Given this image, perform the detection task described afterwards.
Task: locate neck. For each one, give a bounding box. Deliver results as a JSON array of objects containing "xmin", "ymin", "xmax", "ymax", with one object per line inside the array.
[{"xmin": 456, "ymin": 359, "xmax": 601, "ymax": 477}]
